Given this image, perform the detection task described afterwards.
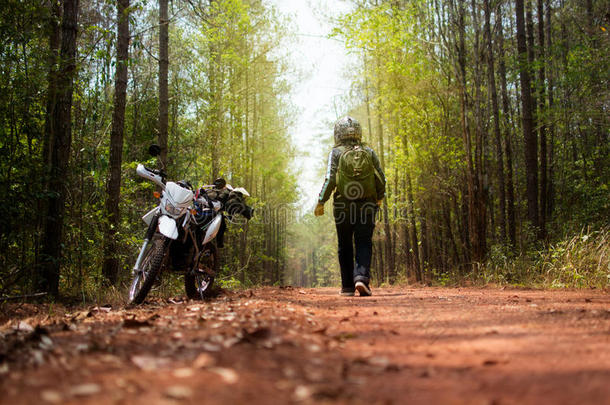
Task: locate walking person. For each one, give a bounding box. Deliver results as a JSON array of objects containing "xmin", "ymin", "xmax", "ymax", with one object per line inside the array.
[{"xmin": 314, "ymin": 116, "xmax": 386, "ymax": 296}]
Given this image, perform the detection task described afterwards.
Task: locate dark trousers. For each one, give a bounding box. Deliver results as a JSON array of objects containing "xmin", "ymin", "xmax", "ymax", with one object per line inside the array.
[{"xmin": 333, "ymin": 202, "xmax": 377, "ymax": 290}]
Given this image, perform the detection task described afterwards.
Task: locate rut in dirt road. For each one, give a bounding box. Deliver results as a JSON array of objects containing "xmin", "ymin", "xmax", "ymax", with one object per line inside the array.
[{"xmin": 1, "ymin": 287, "xmax": 609, "ymax": 404}]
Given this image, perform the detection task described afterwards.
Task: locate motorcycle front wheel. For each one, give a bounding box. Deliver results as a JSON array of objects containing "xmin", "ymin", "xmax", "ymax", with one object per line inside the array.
[
  {"xmin": 129, "ymin": 235, "xmax": 169, "ymax": 304},
  {"xmin": 185, "ymin": 243, "xmax": 218, "ymax": 299}
]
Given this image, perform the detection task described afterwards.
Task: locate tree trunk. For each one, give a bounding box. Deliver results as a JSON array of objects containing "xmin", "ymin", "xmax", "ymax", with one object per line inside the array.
[
  {"xmin": 39, "ymin": 0, "xmax": 79, "ymax": 296},
  {"xmin": 454, "ymin": 0, "xmax": 480, "ymax": 266},
  {"xmin": 516, "ymin": 0, "xmax": 539, "ymax": 230},
  {"xmin": 42, "ymin": 0, "xmax": 62, "ymax": 175},
  {"xmin": 374, "ymin": 55, "xmax": 394, "ymax": 280},
  {"xmin": 545, "ymin": 0, "xmax": 555, "ymax": 219},
  {"xmin": 158, "ymin": 0, "xmax": 169, "ymax": 164},
  {"xmin": 496, "ymin": 2, "xmax": 517, "ymax": 249},
  {"xmin": 442, "ymin": 200, "xmax": 460, "ymax": 266},
  {"xmin": 470, "ymin": 0, "xmax": 487, "ymax": 261},
  {"xmin": 537, "ymin": 0, "xmax": 548, "ymax": 238},
  {"xmin": 39, "ymin": 0, "xmax": 62, "ymax": 286},
  {"xmin": 484, "ymin": 0, "xmax": 506, "ymax": 243},
  {"xmin": 420, "ymin": 207, "xmax": 429, "ymax": 282},
  {"xmin": 537, "ymin": 0, "xmax": 548, "ymax": 239},
  {"xmin": 406, "ymin": 173, "xmax": 421, "ymax": 282},
  {"xmin": 102, "ymin": 0, "xmax": 130, "ymax": 285}
]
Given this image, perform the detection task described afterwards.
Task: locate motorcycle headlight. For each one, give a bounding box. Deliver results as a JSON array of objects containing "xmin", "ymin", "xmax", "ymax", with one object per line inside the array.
[{"xmin": 164, "ymin": 201, "xmax": 183, "ymax": 216}]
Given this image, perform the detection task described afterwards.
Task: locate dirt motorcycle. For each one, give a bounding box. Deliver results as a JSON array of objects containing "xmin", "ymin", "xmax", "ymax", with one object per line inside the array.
[{"xmin": 128, "ymin": 145, "xmax": 253, "ymax": 304}]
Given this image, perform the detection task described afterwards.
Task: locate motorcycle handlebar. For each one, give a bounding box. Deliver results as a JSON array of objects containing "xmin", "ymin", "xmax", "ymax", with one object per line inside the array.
[{"xmin": 144, "ymin": 166, "xmax": 167, "ymax": 179}]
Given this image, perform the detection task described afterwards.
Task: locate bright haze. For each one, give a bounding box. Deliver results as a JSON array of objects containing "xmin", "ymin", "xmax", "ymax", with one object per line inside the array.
[{"xmin": 269, "ymin": 0, "xmax": 356, "ymax": 211}]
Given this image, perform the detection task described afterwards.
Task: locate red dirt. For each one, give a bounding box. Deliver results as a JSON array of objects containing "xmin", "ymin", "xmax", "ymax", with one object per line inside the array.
[{"xmin": 1, "ymin": 287, "xmax": 609, "ymax": 404}]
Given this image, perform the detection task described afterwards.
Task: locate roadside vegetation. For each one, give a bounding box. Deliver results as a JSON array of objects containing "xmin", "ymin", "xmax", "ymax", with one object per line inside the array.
[
  {"xmin": 287, "ymin": 0, "xmax": 608, "ymax": 290},
  {"xmin": 0, "ymin": 0, "xmax": 608, "ymax": 301},
  {"xmin": 0, "ymin": 0, "xmax": 297, "ymax": 300}
]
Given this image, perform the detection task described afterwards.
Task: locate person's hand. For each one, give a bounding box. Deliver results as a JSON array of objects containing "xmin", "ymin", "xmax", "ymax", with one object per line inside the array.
[{"xmin": 314, "ymin": 202, "xmax": 325, "ymax": 217}]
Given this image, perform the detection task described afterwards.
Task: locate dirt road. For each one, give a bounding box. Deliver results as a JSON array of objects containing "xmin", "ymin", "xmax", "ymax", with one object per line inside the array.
[{"xmin": 1, "ymin": 287, "xmax": 609, "ymax": 404}]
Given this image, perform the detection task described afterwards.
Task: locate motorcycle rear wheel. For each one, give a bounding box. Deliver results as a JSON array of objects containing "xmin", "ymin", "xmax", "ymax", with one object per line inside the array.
[
  {"xmin": 129, "ymin": 235, "xmax": 169, "ymax": 304},
  {"xmin": 185, "ymin": 243, "xmax": 218, "ymax": 299}
]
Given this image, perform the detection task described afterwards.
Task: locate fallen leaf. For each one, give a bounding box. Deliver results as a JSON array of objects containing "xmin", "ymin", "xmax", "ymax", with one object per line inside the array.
[
  {"xmin": 32, "ymin": 350, "xmax": 44, "ymax": 365},
  {"xmin": 313, "ymin": 385, "xmax": 344, "ymax": 399},
  {"xmin": 130, "ymin": 355, "xmax": 170, "ymax": 370},
  {"xmin": 306, "ymin": 344, "xmax": 321, "ymax": 352},
  {"xmin": 333, "ymin": 332, "xmax": 357, "ymax": 341},
  {"xmin": 16, "ymin": 321, "xmax": 34, "ymax": 332},
  {"xmin": 72, "ymin": 310, "xmax": 92, "ymax": 321},
  {"xmin": 40, "ymin": 390, "xmax": 63, "ymax": 403},
  {"xmin": 70, "ymin": 383, "xmax": 101, "ymax": 396},
  {"xmin": 74, "ymin": 343, "xmax": 90, "ymax": 353},
  {"xmin": 368, "ymin": 356, "xmax": 390, "ymax": 368},
  {"xmin": 164, "ymin": 385, "xmax": 193, "ymax": 399},
  {"xmin": 122, "ymin": 318, "xmax": 152, "ymax": 328},
  {"xmin": 223, "ymin": 337, "xmax": 241, "ymax": 348},
  {"xmin": 38, "ymin": 335, "xmax": 53, "ymax": 350},
  {"xmin": 193, "ymin": 353, "xmax": 216, "ymax": 369},
  {"xmin": 168, "ymin": 298, "xmax": 185, "ymax": 305},
  {"xmin": 200, "ymin": 342, "xmax": 221, "ymax": 352},
  {"xmin": 210, "ymin": 367, "xmax": 239, "ymax": 384},
  {"xmin": 293, "ymin": 385, "xmax": 313, "ymax": 401},
  {"xmin": 173, "ymin": 368, "xmax": 194, "ymax": 378},
  {"xmin": 62, "ymin": 321, "xmax": 77, "ymax": 331},
  {"xmin": 242, "ymin": 327, "xmax": 271, "ymax": 343}
]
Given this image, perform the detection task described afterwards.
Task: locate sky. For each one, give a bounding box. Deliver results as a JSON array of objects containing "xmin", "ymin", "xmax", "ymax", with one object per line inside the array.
[{"xmin": 267, "ymin": 0, "xmax": 356, "ymax": 210}]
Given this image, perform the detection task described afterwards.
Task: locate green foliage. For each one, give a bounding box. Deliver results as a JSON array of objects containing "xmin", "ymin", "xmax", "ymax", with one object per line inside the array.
[
  {"xmin": 329, "ymin": 0, "xmax": 609, "ymax": 287},
  {"xmin": 474, "ymin": 229, "xmax": 609, "ymax": 289},
  {"xmin": 0, "ymin": 0, "xmax": 298, "ymax": 299},
  {"xmin": 0, "ymin": 0, "xmax": 607, "ymax": 296},
  {"xmin": 540, "ymin": 229, "xmax": 610, "ymax": 288},
  {"xmin": 286, "ymin": 212, "xmax": 339, "ymax": 288}
]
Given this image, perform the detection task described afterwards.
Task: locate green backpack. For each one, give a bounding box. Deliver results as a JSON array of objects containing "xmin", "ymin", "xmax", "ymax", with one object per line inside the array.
[{"xmin": 336, "ymin": 144, "xmax": 377, "ymax": 201}]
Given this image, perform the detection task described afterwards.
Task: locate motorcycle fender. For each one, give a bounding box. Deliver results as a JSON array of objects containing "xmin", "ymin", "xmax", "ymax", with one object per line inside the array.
[
  {"xmin": 158, "ymin": 215, "xmax": 179, "ymax": 240},
  {"xmin": 203, "ymin": 215, "xmax": 222, "ymax": 245},
  {"xmin": 142, "ymin": 207, "xmax": 159, "ymax": 226}
]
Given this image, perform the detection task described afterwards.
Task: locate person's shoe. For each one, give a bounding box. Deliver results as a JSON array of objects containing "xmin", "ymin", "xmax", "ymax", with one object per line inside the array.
[
  {"xmin": 355, "ymin": 281, "xmax": 372, "ymax": 297},
  {"xmin": 340, "ymin": 288, "xmax": 355, "ymax": 297}
]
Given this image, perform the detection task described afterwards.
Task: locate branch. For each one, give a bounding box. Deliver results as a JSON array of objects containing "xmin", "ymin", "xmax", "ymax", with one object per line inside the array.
[{"xmin": 0, "ymin": 292, "xmax": 48, "ymax": 302}]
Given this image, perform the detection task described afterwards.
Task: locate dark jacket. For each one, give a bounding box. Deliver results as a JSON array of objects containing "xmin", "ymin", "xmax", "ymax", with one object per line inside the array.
[{"xmin": 318, "ymin": 143, "xmax": 386, "ymax": 204}]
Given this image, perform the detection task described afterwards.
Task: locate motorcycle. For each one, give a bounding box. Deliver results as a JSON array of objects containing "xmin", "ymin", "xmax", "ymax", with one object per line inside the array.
[{"xmin": 128, "ymin": 145, "xmax": 253, "ymax": 304}]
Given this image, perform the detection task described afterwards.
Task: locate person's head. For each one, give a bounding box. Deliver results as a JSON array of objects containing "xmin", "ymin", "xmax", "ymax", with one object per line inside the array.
[{"xmin": 334, "ymin": 116, "xmax": 362, "ymax": 145}]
